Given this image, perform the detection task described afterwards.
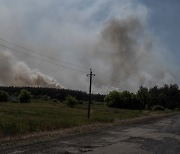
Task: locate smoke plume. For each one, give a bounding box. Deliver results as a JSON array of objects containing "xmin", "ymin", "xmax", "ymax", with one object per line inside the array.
[
  {"xmin": 0, "ymin": 0, "xmax": 178, "ymax": 93},
  {"xmin": 0, "ymin": 50, "xmax": 61, "ymax": 88},
  {"xmin": 91, "ymin": 16, "xmax": 175, "ymax": 91}
]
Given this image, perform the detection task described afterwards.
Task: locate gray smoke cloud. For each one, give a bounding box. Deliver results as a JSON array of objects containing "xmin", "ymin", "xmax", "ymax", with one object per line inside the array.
[
  {"xmin": 90, "ymin": 16, "xmax": 175, "ymax": 92},
  {"xmin": 0, "ymin": 16, "xmax": 175, "ymax": 92},
  {"xmin": 0, "ymin": 0, "xmax": 178, "ymax": 93},
  {"xmin": 0, "ymin": 50, "xmax": 61, "ymax": 88}
]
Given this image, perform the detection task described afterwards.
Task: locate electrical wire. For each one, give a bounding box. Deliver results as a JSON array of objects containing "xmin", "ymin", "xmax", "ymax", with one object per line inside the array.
[
  {"xmin": 0, "ymin": 37, "xmax": 89, "ymax": 70},
  {"xmin": 0, "ymin": 37, "xmax": 122, "ymax": 87},
  {"xmin": 0, "ymin": 44, "xmax": 87, "ymax": 74}
]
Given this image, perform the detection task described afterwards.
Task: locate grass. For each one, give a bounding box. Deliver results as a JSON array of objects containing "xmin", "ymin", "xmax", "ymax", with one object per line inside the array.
[{"xmin": 0, "ymin": 100, "xmax": 174, "ymax": 137}]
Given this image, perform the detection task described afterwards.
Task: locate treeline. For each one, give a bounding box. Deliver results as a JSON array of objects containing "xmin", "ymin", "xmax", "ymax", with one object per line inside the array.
[
  {"xmin": 105, "ymin": 84, "xmax": 180, "ymax": 110},
  {"xmin": 0, "ymin": 86, "xmax": 105, "ymax": 102},
  {"xmin": 1, "ymin": 84, "xmax": 180, "ymax": 110}
]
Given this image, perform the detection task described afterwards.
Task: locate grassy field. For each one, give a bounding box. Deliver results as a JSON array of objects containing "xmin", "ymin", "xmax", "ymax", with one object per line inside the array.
[{"xmin": 0, "ymin": 99, "xmax": 173, "ymax": 137}]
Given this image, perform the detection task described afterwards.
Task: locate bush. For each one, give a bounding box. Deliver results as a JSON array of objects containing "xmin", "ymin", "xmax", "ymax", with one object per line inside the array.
[
  {"xmin": 78, "ymin": 100, "xmax": 83, "ymax": 104},
  {"xmin": 104, "ymin": 91, "xmax": 121, "ymax": 108},
  {"xmin": 19, "ymin": 89, "xmax": 31, "ymax": 103},
  {"xmin": 52, "ymin": 99, "xmax": 58, "ymax": 103},
  {"xmin": 41, "ymin": 95, "xmax": 51, "ymax": 101},
  {"xmin": 65, "ymin": 95, "xmax": 78, "ymax": 107},
  {"xmin": 151, "ymin": 105, "xmax": 165, "ymax": 111},
  {"xmin": 9, "ymin": 95, "xmax": 18, "ymax": 103},
  {"xmin": 0, "ymin": 90, "xmax": 9, "ymax": 102}
]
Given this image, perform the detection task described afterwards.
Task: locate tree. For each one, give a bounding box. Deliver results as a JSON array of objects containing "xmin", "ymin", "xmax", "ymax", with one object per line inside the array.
[
  {"xmin": 131, "ymin": 94, "xmax": 140, "ymax": 110},
  {"xmin": 19, "ymin": 89, "xmax": 31, "ymax": 103},
  {"xmin": 65, "ymin": 95, "xmax": 78, "ymax": 107},
  {"xmin": 104, "ymin": 91, "xmax": 121, "ymax": 108},
  {"xmin": 168, "ymin": 84, "xmax": 179, "ymax": 109},
  {"xmin": 120, "ymin": 91, "xmax": 133, "ymax": 109},
  {"xmin": 137, "ymin": 86, "xmax": 149, "ymax": 111},
  {"xmin": 0, "ymin": 90, "xmax": 9, "ymax": 102},
  {"xmin": 148, "ymin": 86, "xmax": 159, "ymax": 109}
]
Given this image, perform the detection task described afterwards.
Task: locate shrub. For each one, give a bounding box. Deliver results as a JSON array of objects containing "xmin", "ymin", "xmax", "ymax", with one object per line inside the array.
[
  {"xmin": 19, "ymin": 89, "xmax": 31, "ymax": 103},
  {"xmin": 52, "ymin": 99, "xmax": 58, "ymax": 103},
  {"xmin": 9, "ymin": 95, "xmax": 18, "ymax": 103},
  {"xmin": 65, "ymin": 95, "xmax": 78, "ymax": 107},
  {"xmin": 41, "ymin": 95, "xmax": 51, "ymax": 101},
  {"xmin": 78, "ymin": 100, "xmax": 83, "ymax": 104},
  {"xmin": 0, "ymin": 90, "xmax": 9, "ymax": 102},
  {"xmin": 151, "ymin": 105, "xmax": 165, "ymax": 111},
  {"xmin": 104, "ymin": 91, "xmax": 121, "ymax": 108}
]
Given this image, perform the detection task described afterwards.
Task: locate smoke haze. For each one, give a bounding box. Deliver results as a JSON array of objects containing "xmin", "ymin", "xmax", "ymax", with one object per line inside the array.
[
  {"xmin": 0, "ymin": 0, "xmax": 178, "ymax": 93},
  {"xmin": 90, "ymin": 17, "xmax": 175, "ymax": 92},
  {"xmin": 0, "ymin": 50, "xmax": 61, "ymax": 88}
]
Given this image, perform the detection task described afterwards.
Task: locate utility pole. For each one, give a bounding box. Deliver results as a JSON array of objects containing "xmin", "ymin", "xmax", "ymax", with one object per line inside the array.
[{"xmin": 87, "ymin": 68, "xmax": 95, "ymax": 119}]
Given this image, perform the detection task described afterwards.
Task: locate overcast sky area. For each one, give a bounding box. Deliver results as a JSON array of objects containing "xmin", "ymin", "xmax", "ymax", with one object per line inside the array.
[{"xmin": 0, "ymin": 0, "xmax": 179, "ymax": 93}]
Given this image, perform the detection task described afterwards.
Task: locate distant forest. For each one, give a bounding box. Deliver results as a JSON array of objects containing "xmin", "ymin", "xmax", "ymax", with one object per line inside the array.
[
  {"xmin": 0, "ymin": 84, "xmax": 180, "ymax": 110},
  {"xmin": 0, "ymin": 86, "xmax": 105, "ymax": 102}
]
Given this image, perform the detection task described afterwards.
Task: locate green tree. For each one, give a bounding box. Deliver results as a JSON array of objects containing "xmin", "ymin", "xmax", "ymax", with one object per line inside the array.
[
  {"xmin": 168, "ymin": 84, "xmax": 179, "ymax": 109},
  {"xmin": 120, "ymin": 91, "xmax": 133, "ymax": 109},
  {"xmin": 0, "ymin": 90, "xmax": 9, "ymax": 102},
  {"xmin": 65, "ymin": 95, "xmax": 78, "ymax": 107},
  {"xmin": 131, "ymin": 94, "xmax": 140, "ymax": 110},
  {"xmin": 148, "ymin": 86, "xmax": 159, "ymax": 109},
  {"xmin": 19, "ymin": 89, "xmax": 31, "ymax": 103},
  {"xmin": 104, "ymin": 91, "xmax": 121, "ymax": 108},
  {"xmin": 137, "ymin": 86, "xmax": 149, "ymax": 111}
]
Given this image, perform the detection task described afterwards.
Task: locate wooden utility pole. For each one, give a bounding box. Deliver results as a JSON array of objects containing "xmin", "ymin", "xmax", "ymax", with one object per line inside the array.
[{"xmin": 87, "ymin": 69, "xmax": 95, "ymax": 119}]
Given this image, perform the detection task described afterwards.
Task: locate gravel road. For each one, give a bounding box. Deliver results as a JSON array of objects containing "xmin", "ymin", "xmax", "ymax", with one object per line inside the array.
[{"xmin": 0, "ymin": 113, "xmax": 180, "ymax": 154}]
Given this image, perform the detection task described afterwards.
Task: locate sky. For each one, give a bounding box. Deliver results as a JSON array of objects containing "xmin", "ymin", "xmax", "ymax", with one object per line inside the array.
[
  {"xmin": 141, "ymin": 0, "xmax": 180, "ymax": 64},
  {"xmin": 0, "ymin": 0, "xmax": 179, "ymax": 93}
]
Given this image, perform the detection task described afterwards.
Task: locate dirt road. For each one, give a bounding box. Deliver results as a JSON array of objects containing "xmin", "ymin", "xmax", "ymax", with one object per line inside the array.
[{"xmin": 0, "ymin": 114, "xmax": 180, "ymax": 154}]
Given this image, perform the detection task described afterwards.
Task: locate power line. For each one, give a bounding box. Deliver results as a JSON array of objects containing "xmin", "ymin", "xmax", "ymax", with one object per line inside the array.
[
  {"xmin": 0, "ymin": 37, "xmax": 122, "ymax": 87},
  {"xmin": 0, "ymin": 44, "xmax": 87, "ymax": 74},
  {"xmin": 0, "ymin": 37, "xmax": 89, "ymax": 70}
]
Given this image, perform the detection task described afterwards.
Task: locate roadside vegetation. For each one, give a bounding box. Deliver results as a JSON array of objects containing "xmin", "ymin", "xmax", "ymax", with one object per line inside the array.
[
  {"xmin": 19, "ymin": 89, "xmax": 31, "ymax": 103},
  {"xmin": 105, "ymin": 84, "xmax": 180, "ymax": 110},
  {"xmin": 0, "ymin": 90, "xmax": 9, "ymax": 102},
  {"xmin": 0, "ymin": 99, "xmax": 150, "ymax": 137},
  {"xmin": 65, "ymin": 95, "xmax": 79, "ymax": 107},
  {"xmin": 0, "ymin": 84, "xmax": 179, "ymax": 137}
]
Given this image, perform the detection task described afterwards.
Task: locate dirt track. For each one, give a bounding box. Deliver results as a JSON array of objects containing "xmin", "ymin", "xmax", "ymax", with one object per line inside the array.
[{"xmin": 0, "ymin": 113, "xmax": 180, "ymax": 154}]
